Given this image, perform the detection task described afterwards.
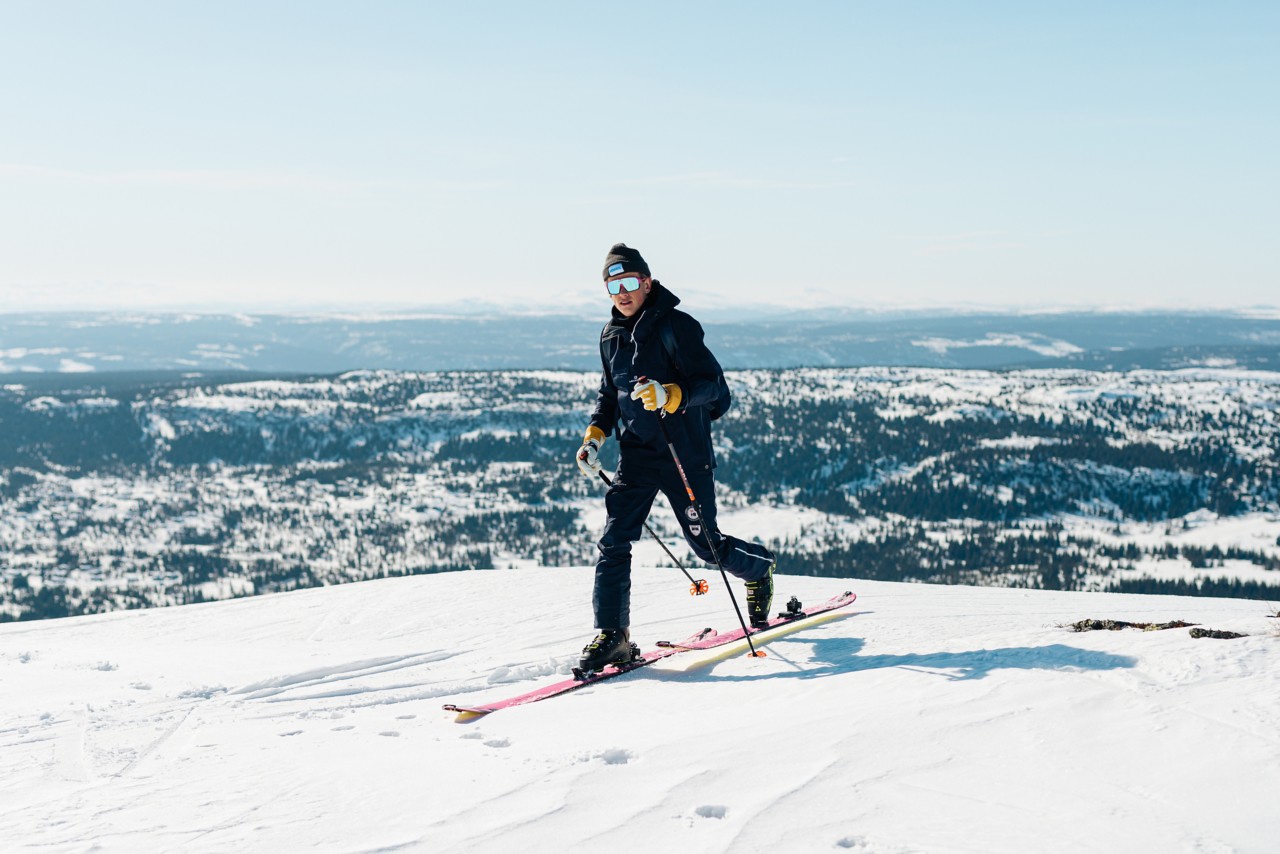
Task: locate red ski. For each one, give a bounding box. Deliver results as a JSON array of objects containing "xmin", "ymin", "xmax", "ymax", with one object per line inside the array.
[{"xmin": 443, "ymin": 591, "xmax": 857, "ymax": 722}]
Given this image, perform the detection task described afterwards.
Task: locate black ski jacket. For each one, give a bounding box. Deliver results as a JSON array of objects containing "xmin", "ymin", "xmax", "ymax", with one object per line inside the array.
[{"xmin": 589, "ymin": 282, "xmax": 730, "ymax": 483}]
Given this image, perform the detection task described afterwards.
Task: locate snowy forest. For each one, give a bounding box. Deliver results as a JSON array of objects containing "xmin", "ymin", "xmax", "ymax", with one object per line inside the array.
[{"xmin": 3, "ymin": 367, "xmax": 1279, "ymax": 621}]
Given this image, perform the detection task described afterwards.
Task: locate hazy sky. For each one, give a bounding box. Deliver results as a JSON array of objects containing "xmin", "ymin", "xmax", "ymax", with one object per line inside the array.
[{"xmin": 1, "ymin": 2, "xmax": 1275, "ymax": 314}]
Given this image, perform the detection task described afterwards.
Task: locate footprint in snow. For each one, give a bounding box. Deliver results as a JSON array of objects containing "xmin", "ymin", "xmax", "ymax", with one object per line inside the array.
[
  {"xmin": 694, "ymin": 805, "xmax": 727, "ymax": 819},
  {"xmin": 600, "ymin": 748, "xmax": 633, "ymax": 765},
  {"xmin": 574, "ymin": 748, "xmax": 634, "ymax": 765},
  {"xmin": 279, "ymin": 730, "xmax": 303, "ymax": 737},
  {"xmin": 331, "ymin": 725, "xmax": 355, "ymax": 732},
  {"xmin": 484, "ymin": 738, "xmax": 510, "ymax": 748},
  {"xmin": 379, "ymin": 731, "xmax": 401, "ymax": 738}
]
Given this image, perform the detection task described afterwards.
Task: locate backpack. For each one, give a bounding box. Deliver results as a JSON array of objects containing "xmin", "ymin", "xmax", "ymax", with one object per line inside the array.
[{"xmin": 599, "ymin": 316, "xmax": 733, "ymax": 420}]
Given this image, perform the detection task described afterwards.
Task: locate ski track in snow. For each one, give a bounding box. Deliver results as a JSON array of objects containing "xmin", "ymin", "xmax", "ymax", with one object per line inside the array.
[
  {"xmin": 230, "ymin": 650, "xmax": 461, "ymax": 702},
  {"xmin": 1, "ymin": 567, "xmax": 1277, "ymax": 853}
]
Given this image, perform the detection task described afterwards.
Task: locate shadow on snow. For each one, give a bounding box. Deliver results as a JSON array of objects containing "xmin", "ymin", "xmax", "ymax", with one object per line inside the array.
[{"xmin": 663, "ymin": 635, "xmax": 1139, "ymax": 683}]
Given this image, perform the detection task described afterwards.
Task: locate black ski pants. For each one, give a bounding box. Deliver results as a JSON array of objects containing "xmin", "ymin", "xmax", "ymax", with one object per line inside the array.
[{"xmin": 593, "ymin": 466, "xmax": 775, "ymax": 629}]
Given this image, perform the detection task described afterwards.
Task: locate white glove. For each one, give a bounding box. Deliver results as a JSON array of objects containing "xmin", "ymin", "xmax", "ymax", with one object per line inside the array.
[{"xmin": 576, "ymin": 437, "xmax": 603, "ymax": 478}]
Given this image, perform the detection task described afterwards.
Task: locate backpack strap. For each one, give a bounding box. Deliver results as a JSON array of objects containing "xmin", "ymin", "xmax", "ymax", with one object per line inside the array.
[
  {"xmin": 599, "ymin": 321, "xmax": 620, "ymax": 369},
  {"xmin": 658, "ymin": 317, "xmax": 681, "ymax": 375}
]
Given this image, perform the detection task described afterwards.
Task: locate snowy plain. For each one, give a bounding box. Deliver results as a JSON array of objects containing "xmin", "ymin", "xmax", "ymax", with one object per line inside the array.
[{"xmin": 3, "ymin": 566, "xmax": 1277, "ymax": 853}]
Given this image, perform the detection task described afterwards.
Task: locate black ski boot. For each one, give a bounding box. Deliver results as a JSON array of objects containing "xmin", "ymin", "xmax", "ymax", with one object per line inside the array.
[
  {"xmin": 745, "ymin": 562, "xmax": 775, "ymax": 629},
  {"xmin": 576, "ymin": 628, "xmax": 636, "ymax": 676}
]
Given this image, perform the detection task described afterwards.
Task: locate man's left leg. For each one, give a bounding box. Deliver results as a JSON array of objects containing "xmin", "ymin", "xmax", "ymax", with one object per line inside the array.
[{"xmin": 660, "ymin": 469, "xmax": 776, "ymax": 626}]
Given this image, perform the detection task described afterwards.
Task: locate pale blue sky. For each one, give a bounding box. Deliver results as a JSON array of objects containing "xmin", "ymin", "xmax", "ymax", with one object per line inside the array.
[{"xmin": 1, "ymin": 1, "xmax": 1275, "ymax": 313}]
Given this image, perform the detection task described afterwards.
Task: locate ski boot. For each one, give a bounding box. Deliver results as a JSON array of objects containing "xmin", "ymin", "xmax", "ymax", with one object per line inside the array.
[
  {"xmin": 575, "ymin": 628, "xmax": 638, "ymax": 678},
  {"xmin": 745, "ymin": 562, "xmax": 775, "ymax": 629}
]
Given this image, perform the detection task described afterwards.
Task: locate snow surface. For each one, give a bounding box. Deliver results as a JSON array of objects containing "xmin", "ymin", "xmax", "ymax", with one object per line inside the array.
[{"xmin": 3, "ymin": 568, "xmax": 1278, "ymax": 853}]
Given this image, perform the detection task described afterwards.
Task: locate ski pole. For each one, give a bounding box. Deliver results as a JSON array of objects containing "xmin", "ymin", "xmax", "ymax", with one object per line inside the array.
[
  {"xmin": 644, "ymin": 390, "xmax": 763, "ymax": 658},
  {"xmin": 598, "ymin": 470, "xmax": 709, "ymax": 596}
]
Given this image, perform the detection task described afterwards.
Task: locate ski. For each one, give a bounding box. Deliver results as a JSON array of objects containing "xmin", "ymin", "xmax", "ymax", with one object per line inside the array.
[
  {"xmin": 658, "ymin": 590, "xmax": 857, "ymax": 661},
  {"xmin": 442, "ymin": 590, "xmax": 857, "ymax": 722},
  {"xmin": 443, "ymin": 627, "xmax": 717, "ymax": 722}
]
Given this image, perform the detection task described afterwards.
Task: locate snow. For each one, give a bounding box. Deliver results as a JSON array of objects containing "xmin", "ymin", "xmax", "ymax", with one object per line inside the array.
[
  {"xmin": 2, "ymin": 567, "xmax": 1277, "ymax": 852},
  {"xmin": 912, "ymin": 333, "xmax": 1084, "ymax": 358},
  {"xmin": 1063, "ymin": 511, "xmax": 1280, "ymax": 582}
]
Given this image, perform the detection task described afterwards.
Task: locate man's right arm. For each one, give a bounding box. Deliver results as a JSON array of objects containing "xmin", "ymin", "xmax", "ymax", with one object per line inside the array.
[
  {"xmin": 588, "ymin": 350, "xmax": 618, "ymax": 438},
  {"xmin": 579, "ymin": 352, "xmax": 617, "ymax": 478}
]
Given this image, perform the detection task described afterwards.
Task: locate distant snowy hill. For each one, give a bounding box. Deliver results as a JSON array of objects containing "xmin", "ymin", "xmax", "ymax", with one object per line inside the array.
[
  {"xmin": 2, "ymin": 568, "xmax": 1276, "ymax": 852},
  {"xmin": 4, "ymin": 310, "xmax": 1280, "ymax": 373},
  {"xmin": 4, "ymin": 366, "xmax": 1280, "ymax": 621}
]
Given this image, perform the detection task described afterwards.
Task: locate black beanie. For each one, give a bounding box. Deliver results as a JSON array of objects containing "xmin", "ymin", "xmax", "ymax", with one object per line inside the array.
[{"xmin": 602, "ymin": 243, "xmax": 650, "ymax": 281}]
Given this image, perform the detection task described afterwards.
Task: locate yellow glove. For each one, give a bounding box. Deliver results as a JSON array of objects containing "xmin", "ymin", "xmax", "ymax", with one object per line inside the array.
[
  {"xmin": 630, "ymin": 379, "xmax": 682, "ymax": 414},
  {"xmin": 577, "ymin": 425, "xmax": 607, "ymax": 477}
]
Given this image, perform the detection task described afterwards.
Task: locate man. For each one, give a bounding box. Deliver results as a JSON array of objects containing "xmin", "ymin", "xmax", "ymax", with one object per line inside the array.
[{"xmin": 574, "ymin": 243, "xmax": 776, "ymax": 673}]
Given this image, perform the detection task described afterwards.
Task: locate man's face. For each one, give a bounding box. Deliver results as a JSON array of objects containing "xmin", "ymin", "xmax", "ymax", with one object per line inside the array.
[{"xmin": 606, "ymin": 274, "xmax": 650, "ymax": 317}]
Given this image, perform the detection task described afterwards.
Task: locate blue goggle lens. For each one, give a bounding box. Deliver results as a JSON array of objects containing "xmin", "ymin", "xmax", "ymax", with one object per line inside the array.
[{"xmin": 607, "ymin": 277, "xmax": 642, "ymax": 295}]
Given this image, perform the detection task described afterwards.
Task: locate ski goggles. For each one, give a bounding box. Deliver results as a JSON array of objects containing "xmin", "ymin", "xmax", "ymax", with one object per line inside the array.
[{"xmin": 606, "ymin": 276, "xmax": 642, "ymax": 295}]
